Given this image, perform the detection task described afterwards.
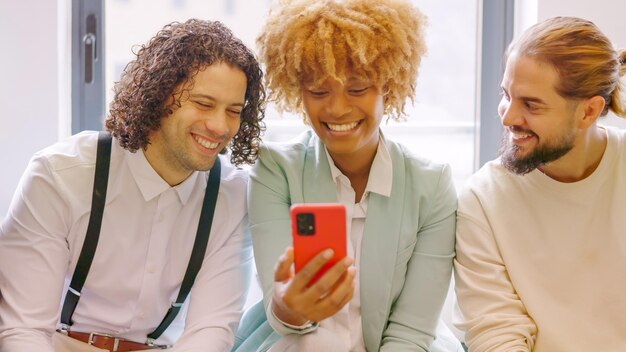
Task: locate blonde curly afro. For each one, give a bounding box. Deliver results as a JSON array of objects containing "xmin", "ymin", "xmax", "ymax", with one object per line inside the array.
[{"xmin": 257, "ymin": 0, "xmax": 427, "ymax": 120}]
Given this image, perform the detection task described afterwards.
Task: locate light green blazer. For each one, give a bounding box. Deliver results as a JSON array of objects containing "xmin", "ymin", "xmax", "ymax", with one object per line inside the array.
[{"xmin": 241, "ymin": 130, "xmax": 459, "ymax": 351}]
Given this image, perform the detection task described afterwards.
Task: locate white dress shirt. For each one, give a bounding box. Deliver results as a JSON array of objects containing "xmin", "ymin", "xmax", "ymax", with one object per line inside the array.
[
  {"xmin": 319, "ymin": 139, "xmax": 392, "ymax": 351},
  {"xmin": 0, "ymin": 131, "xmax": 252, "ymax": 352}
]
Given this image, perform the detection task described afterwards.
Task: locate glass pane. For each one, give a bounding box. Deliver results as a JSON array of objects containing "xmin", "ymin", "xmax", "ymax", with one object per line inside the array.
[{"xmin": 105, "ymin": 0, "xmax": 478, "ymax": 190}]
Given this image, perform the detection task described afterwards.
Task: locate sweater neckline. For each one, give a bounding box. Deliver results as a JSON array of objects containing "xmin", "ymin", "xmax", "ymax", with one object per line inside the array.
[{"xmin": 525, "ymin": 126, "xmax": 617, "ymax": 193}]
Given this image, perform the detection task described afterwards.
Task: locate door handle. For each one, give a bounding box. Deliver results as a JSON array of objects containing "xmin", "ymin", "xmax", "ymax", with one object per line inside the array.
[{"xmin": 83, "ymin": 14, "xmax": 97, "ymax": 83}]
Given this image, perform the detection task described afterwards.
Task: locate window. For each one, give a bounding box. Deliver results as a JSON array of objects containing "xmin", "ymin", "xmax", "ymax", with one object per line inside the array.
[
  {"xmin": 97, "ymin": 0, "xmax": 484, "ymax": 313},
  {"xmin": 102, "ymin": 0, "xmax": 479, "ymax": 189}
]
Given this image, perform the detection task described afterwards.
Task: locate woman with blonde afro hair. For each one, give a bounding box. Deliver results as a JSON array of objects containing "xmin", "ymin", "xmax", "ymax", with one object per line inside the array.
[
  {"xmin": 234, "ymin": 0, "xmax": 464, "ymax": 351},
  {"xmin": 258, "ymin": 0, "xmax": 426, "ymax": 121}
]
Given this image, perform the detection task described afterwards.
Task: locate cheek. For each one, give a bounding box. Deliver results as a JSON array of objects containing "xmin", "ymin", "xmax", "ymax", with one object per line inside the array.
[
  {"xmin": 374, "ymin": 95, "xmax": 384, "ymax": 119},
  {"xmin": 229, "ymin": 118, "xmax": 242, "ymax": 136},
  {"xmin": 301, "ymin": 98, "xmax": 322, "ymax": 124}
]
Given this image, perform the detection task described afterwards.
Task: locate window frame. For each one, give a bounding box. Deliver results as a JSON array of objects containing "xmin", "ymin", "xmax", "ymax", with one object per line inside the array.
[
  {"xmin": 71, "ymin": 0, "xmax": 105, "ymax": 133},
  {"xmin": 73, "ymin": 0, "xmax": 515, "ymax": 170},
  {"xmin": 476, "ymin": 0, "xmax": 515, "ymax": 168}
]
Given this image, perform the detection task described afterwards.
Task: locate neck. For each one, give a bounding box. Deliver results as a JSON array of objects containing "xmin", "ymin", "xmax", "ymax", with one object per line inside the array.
[
  {"xmin": 143, "ymin": 146, "xmax": 192, "ymax": 187},
  {"xmin": 329, "ymin": 143, "xmax": 378, "ymax": 202},
  {"xmin": 539, "ymin": 125, "xmax": 607, "ymax": 182}
]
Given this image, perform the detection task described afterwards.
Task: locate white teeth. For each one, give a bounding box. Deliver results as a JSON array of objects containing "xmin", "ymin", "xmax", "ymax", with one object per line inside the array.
[
  {"xmin": 327, "ymin": 121, "xmax": 358, "ymax": 132},
  {"xmin": 194, "ymin": 135, "xmax": 219, "ymax": 149},
  {"xmin": 510, "ymin": 130, "xmax": 532, "ymax": 139}
]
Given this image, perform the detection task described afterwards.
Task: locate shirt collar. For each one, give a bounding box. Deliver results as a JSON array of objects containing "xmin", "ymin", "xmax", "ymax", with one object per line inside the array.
[
  {"xmin": 125, "ymin": 148, "xmax": 201, "ymax": 204},
  {"xmin": 325, "ymin": 136, "xmax": 393, "ymax": 197}
]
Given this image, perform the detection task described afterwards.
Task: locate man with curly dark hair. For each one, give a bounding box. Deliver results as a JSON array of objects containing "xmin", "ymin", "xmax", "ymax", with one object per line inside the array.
[{"xmin": 0, "ymin": 19, "xmax": 265, "ymax": 352}]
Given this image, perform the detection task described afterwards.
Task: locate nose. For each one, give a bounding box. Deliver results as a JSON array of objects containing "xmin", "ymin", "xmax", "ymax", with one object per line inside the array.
[
  {"xmin": 499, "ymin": 98, "xmax": 522, "ymax": 127},
  {"xmin": 326, "ymin": 92, "xmax": 352, "ymax": 118},
  {"xmin": 205, "ymin": 110, "xmax": 230, "ymax": 138}
]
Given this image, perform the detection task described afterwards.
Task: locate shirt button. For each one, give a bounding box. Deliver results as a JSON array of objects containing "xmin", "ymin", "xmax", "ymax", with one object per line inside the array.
[{"xmin": 147, "ymin": 265, "xmax": 156, "ymax": 274}]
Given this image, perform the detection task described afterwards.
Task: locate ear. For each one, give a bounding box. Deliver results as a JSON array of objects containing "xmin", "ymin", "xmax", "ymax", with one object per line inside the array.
[{"xmin": 577, "ymin": 95, "xmax": 605, "ymax": 129}]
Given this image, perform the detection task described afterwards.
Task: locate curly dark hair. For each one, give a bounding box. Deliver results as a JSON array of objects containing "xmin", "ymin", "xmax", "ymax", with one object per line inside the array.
[{"xmin": 105, "ymin": 19, "xmax": 265, "ymax": 165}]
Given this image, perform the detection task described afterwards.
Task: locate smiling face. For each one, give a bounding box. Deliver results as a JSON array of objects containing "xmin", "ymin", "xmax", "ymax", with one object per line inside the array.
[
  {"xmin": 498, "ymin": 54, "xmax": 582, "ymax": 174},
  {"xmin": 144, "ymin": 62, "xmax": 247, "ymax": 185},
  {"xmin": 301, "ymin": 75, "xmax": 385, "ymax": 163}
]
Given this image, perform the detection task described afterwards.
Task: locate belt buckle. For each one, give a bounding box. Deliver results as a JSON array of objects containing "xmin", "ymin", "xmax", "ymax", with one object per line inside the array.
[
  {"xmin": 145, "ymin": 337, "xmax": 169, "ymax": 349},
  {"xmin": 88, "ymin": 331, "xmax": 121, "ymax": 351},
  {"xmin": 58, "ymin": 324, "xmax": 70, "ymax": 335}
]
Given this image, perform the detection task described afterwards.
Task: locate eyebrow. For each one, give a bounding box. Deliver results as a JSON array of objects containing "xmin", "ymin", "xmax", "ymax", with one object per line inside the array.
[
  {"xmin": 521, "ymin": 96, "xmax": 548, "ymax": 105},
  {"xmin": 189, "ymin": 93, "xmax": 245, "ymax": 107},
  {"xmin": 501, "ymin": 87, "xmax": 548, "ymax": 105},
  {"xmin": 346, "ymin": 76, "xmax": 369, "ymax": 83}
]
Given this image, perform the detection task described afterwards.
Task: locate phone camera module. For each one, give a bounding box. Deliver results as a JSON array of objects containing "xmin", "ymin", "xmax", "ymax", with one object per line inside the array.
[{"xmin": 296, "ymin": 213, "xmax": 315, "ymax": 235}]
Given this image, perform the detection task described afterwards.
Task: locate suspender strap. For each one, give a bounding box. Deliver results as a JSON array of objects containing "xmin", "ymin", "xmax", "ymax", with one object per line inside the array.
[
  {"xmin": 59, "ymin": 131, "xmax": 221, "ymax": 341},
  {"xmin": 147, "ymin": 157, "xmax": 221, "ymax": 341},
  {"xmin": 60, "ymin": 131, "xmax": 112, "ymax": 327}
]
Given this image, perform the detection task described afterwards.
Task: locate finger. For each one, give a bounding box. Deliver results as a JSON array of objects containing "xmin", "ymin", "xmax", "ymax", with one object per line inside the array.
[
  {"xmin": 274, "ymin": 247, "xmax": 295, "ymax": 282},
  {"xmin": 289, "ymin": 248, "xmax": 335, "ymax": 291},
  {"xmin": 304, "ymin": 256, "xmax": 353, "ymax": 301},
  {"xmin": 271, "ymin": 287, "xmax": 310, "ymax": 327},
  {"xmin": 282, "ymin": 253, "xmax": 352, "ymax": 319},
  {"xmin": 308, "ymin": 267, "xmax": 357, "ymax": 322},
  {"xmin": 285, "ymin": 266, "xmax": 356, "ymax": 323}
]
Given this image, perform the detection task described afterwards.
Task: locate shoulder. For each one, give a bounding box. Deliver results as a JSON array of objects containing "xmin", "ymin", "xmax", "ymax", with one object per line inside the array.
[
  {"xmin": 384, "ymin": 139, "xmax": 458, "ymax": 219},
  {"xmin": 457, "ymin": 158, "xmax": 516, "ymax": 211},
  {"xmin": 34, "ymin": 131, "xmax": 100, "ymax": 172},
  {"xmin": 464, "ymin": 158, "xmax": 512, "ymax": 191},
  {"xmin": 16, "ymin": 131, "xmax": 110, "ymax": 213},
  {"xmin": 215, "ymin": 155, "xmax": 249, "ymax": 197},
  {"xmin": 219, "ymin": 155, "xmax": 248, "ymax": 183},
  {"xmin": 254, "ymin": 130, "xmax": 316, "ymax": 172},
  {"xmin": 605, "ymin": 125, "xmax": 626, "ymax": 151},
  {"xmin": 386, "ymin": 138, "xmax": 452, "ymax": 186},
  {"xmin": 259, "ymin": 131, "xmax": 313, "ymax": 160},
  {"xmin": 213, "ymin": 155, "xmax": 249, "ymax": 216}
]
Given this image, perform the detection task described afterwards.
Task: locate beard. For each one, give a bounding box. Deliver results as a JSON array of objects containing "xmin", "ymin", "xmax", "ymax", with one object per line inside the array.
[{"xmin": 499, "ymin": 127, "xmax": 576, "ymax": 175}]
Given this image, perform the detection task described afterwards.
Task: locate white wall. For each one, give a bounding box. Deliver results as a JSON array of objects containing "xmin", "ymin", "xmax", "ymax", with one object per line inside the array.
[{"xmin": 0, "ymin": 0, "xmax": 63, "ymax": 216}]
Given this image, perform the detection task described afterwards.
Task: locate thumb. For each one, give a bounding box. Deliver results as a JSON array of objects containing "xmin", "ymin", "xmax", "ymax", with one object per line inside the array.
[{"xmin": 274, "ymin": 247, "xmax": 295, "ymax": 282}]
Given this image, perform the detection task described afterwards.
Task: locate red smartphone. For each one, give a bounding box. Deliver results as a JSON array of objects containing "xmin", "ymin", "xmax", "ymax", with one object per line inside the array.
[{"xmin": 290, "ymin": 203, "xmax": 347, "ymax": 285}]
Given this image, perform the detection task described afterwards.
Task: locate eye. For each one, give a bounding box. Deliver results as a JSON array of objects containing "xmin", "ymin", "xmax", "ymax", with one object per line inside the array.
[
  {"xmin": 228, "ymin": 108, "xmax": 242, "ymax": 117},
  {"xmin": 348, "ymin": 87, "xmax": 369, "ymax": 95},
  {"xmin": 308, "ymin": 89, "xmax": 328, "ymax": 97},
  {"xmin": 195, "ymin": 101, "xmax": 214, "ymax": 109},
  {"xmin": 525, "ymin": 101, "xmax": 539, "ymax": 112}
]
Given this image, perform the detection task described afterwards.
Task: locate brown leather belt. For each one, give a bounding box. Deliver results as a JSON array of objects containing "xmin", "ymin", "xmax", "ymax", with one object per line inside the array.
[{"xmin": 64, "ymin": 331, "xmax": 167, "ymax": 351}]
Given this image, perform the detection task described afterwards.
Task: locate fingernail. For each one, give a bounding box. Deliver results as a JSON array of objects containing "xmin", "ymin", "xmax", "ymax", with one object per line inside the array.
[
  {"xmin": 343, "ymin": 257, "xmax": 353, "ymax": 266},
  {"xmin": 323, "ymin": 249, "xmax": 334, "ymax": 259}
]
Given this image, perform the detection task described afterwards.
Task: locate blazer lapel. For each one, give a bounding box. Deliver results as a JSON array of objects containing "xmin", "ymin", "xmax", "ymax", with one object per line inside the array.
[
  {"xmin": 301, "ymin": 132, "xmax": 406, "ymax": 349},
  {"xmin": 301, "ymin": 134, "xmax": 339, "ymax": 204},
  {"xmin": 360, "ymin": 138, "xmax": 406, "ymax": 349}
]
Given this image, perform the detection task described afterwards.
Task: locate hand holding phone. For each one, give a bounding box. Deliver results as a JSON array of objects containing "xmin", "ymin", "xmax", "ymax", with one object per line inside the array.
[{"xmin": 290, "ymin": 203, "xmax": 347, "ymax": 285}]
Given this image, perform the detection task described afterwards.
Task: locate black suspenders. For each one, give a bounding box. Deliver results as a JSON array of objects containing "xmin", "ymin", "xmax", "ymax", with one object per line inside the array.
[
  {"xmin": 148, "ymin": 146, "xmax": 221, "ymax": 342},
  {"xmin": 60, "ymin": 131, "xmax": 222, "ymax": 343},
  {"xmin": 60, "ymin": 131, "xmax": 112, "ymax": 328}
]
